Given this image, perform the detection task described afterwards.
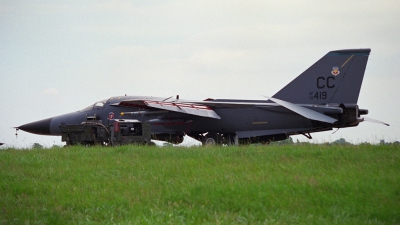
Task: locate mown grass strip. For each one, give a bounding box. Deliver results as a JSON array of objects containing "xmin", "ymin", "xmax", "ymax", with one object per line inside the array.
[{"xmin": 1, "ymin": 144, "xmax": 399, "ymax": 224}]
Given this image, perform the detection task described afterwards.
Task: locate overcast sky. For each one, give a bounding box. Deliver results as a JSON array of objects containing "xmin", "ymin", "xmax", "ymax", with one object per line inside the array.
[{"xmin": 1, "ymin": 0, "xmax": 399, "ymax": 148}]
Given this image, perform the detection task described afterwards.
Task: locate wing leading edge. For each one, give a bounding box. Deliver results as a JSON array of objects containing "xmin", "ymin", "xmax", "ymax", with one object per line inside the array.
[{"xmin": 112, "ymin": 100, "xmax": 221, "ymax": 119}]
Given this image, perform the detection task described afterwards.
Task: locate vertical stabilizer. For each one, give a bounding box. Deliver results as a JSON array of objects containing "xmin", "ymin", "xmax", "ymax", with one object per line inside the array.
[{"xmin": 272, "ymin": 49, "xmax": 371, "ymax": 104}]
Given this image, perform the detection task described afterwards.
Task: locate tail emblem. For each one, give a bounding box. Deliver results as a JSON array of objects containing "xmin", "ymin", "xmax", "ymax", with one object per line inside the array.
[
  {"xmin": 108, "ymin": 112, "xmax": 115, "ymax": 120},
  {"xmin": 331, "ymin": 66, "xmax": 340, "ymax": 76}
]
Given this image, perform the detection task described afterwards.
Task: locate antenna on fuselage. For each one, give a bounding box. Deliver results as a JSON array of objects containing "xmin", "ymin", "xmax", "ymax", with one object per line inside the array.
[{"xmin": 162, "ymin": 96, "xmax": 173, "ymax": 101}]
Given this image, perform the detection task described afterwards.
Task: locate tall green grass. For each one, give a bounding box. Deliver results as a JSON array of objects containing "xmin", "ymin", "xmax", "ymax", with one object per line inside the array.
[{"xmin": 1, "ymin": 144, "xmax": 399, "ymax": 224}]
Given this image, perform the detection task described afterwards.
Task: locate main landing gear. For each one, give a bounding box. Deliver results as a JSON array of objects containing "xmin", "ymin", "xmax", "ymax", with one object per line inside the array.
[{"xmin": 199, "ymin": 132, "xmax": 239, "ymax": 146}]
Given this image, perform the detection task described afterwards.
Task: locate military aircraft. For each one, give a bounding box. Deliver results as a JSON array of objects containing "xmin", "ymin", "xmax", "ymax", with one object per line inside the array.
[{"xmin": 17, "ymin": 48, "xmax": 388, "ymax": 145}]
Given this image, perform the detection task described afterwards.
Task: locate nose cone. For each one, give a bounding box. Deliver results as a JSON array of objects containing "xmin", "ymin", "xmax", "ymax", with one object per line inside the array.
[{"xmin": 17, "ymin": 117, "xmax": 53, "ymax": 135}]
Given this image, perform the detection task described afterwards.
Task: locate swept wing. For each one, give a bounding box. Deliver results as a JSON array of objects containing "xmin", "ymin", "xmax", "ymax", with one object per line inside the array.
[{"xmin": 111, "ymin": 99, "xmax": 221, "ymax": 119}]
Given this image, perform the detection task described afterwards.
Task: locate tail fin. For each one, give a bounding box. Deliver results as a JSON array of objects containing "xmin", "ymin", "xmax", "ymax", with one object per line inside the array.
[{"xmin": 272, "ymin": 49, "xmax": 371, "ymax": 104}]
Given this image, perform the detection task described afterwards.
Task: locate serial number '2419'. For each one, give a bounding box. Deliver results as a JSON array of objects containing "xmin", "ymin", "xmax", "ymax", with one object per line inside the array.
[{"xmin": 309, "ymin": 91, "xmax": 327, "ymax": 100}]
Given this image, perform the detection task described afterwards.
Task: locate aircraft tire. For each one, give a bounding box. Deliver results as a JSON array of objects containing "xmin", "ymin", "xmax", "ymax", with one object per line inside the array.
[
  {"xmin": 102, "ymin": 138, "xmax": 111, "ymax": 146},
  {"xmin": 204, "ymin": 137, "xmax": 216, "ymax": 145},
  {"xmin": 202, "ymin": 132, "xmax": 223, "ymax": 146}
]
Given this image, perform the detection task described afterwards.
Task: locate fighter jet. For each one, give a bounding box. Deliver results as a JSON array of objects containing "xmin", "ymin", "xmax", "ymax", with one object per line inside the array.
[{"xmin": 17, "ymin": 49, "xmax": 388, "ymax": 145}]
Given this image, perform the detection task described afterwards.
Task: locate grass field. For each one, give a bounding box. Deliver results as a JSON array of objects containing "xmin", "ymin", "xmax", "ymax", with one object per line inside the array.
[{"xmin": 1, "ymin": 144, "xmax": 399, "ymax": 224}]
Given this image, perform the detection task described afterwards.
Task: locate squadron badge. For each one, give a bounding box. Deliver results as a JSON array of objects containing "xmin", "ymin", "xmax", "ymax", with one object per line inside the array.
[
  {"xmin": 331, "ymin": 66, "xmax": 340, "ymax": 76},
  {"xmin": 108, "ymin": 112, "xmax": 115, "ymax": 120}
]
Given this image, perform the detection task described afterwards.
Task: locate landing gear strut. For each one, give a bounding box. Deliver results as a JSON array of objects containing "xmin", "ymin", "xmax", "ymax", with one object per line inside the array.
[{"xmin": 302, "ymin": 132, "xmax": 312, "ymax": 139}]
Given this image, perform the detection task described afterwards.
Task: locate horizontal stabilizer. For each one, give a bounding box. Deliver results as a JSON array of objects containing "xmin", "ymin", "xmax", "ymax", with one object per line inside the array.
[
  {"xmin": 361, "ymin": 117, "xmax": 389, "ymax": 126},
  {"xmin": 265, "ymin": 97, "xmax": 337, "ymax": 124}
]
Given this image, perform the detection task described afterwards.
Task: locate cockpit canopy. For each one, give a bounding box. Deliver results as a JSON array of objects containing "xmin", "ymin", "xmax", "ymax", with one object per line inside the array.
[{"xmin": 79, "ymin": 99, "xmax": 107, "ymax": 112}]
